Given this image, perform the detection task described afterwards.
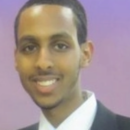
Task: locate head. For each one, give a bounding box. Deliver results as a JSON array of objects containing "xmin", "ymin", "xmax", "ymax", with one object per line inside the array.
[{"xmin": 14, "ymin": 0, "xmax": 93, "ymax": 110}]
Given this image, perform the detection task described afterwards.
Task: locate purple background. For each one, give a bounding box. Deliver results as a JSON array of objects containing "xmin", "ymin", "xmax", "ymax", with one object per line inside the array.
[{"xmin": 0, "ymin": 0, "xmax": 130, "ymax": 130}]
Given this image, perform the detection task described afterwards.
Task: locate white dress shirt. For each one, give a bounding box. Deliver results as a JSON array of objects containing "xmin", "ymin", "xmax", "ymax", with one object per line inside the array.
[{"xmin": 39, "ymin": 91, "xmax": 97, "ymax": 130}]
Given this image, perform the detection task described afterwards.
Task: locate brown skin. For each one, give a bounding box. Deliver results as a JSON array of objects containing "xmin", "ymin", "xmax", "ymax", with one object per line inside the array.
[{"xmin": 15, "ymin": 5, "xmax": 93, "ymax": 127}]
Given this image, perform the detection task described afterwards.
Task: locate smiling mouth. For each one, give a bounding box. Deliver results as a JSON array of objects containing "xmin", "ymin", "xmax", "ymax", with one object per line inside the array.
[
  {"xmin": 33, "ymin": 78, "xmax": 59, "ymax": 94},
  {"xmin": 30, "ymin": 74, "xmax": 61, "ymax": 93},
  {"xmin": 37, "ymin": 79, "xmax": 57, "ymax": 87}
]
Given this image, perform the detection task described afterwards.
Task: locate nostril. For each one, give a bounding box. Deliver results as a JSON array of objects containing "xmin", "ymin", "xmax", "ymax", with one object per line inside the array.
[{"xmin": 35, "ymin": 60, "xmax": 54, "ymax": 72}]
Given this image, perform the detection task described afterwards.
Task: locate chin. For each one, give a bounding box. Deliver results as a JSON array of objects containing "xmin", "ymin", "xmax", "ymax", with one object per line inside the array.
[{"xmin": 32, "ymin": 96, "xmax": 63, "ymax": 110}]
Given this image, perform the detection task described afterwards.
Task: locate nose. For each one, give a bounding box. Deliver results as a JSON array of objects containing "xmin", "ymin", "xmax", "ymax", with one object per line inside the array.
[{"xmin": 35, "ymin": 48, "xmax": 54, "ymax": 70}]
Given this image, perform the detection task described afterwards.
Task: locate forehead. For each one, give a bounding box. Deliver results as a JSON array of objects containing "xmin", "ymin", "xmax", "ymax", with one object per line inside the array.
[{"xmin": 18, "ymin": 5, "xmax": 77, "ymax": 40}]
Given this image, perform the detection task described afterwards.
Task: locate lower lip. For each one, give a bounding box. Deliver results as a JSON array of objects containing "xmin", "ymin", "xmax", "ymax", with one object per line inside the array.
[{"xmin": 35, "ymin": 80, "xmax": 58, "ymax": 94}]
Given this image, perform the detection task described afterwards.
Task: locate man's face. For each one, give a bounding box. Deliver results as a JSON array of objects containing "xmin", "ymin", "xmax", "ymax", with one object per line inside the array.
[{"xmin": 15, "ymin": 5, "xmax": 92, "ymax": 109}]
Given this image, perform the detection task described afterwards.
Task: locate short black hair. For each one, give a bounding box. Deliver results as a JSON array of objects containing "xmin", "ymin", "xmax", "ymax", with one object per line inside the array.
[{"xmin": 14, "ymin": 0, "xmax": 87, "ymax": 45}]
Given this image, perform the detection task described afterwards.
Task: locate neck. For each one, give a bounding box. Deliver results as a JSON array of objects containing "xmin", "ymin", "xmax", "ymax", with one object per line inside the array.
[{"xmin": 42, "ymin": 87, "xmax": 85, "ymax": 128}]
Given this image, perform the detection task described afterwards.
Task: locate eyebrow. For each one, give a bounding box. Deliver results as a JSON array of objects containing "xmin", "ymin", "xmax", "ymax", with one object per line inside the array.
[
  {"xmin": 18, "ymin": 35, "xmax": 38, "ymax": 45},
  {"xmin": 50, "ymin": 32, "xmax": 73, "ymax": 41},
  {"xmin": 18, "ymin": 32, "xmax": 73, "ymax": 45}
]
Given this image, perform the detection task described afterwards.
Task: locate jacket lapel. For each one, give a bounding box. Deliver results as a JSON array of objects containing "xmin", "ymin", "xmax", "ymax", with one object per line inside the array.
[
  {"xmin": 29, "ymin": 123, "xmax": 39, "ymax": 130},
  {"xmin": 91, "ymin": 101, "xmax": 118, "ymax": 130},
  {"xmin": 20, "ymin": 123, "xmax": 39, "ymax": 130}
]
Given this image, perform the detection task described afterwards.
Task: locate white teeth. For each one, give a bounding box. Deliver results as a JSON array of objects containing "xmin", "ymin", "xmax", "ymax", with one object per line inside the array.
[{"xmin": 37, "ymin": 79, "xmax": 56, "ymax": 86}]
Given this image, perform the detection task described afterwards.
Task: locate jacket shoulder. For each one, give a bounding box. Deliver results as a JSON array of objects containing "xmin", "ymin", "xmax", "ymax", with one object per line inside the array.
[
  {"xmin": 116, "ymin": 115, "xmax": 130, "ymax": 130},
  {"xmin": 19, "ymin": 123, "xmax": 38, "ymax": 130}
]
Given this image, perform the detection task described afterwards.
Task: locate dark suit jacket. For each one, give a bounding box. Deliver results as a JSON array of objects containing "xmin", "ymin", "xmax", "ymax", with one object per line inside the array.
[{"xmin": 19, "ymin": 101, "xmax": 130, "ymax": 130}]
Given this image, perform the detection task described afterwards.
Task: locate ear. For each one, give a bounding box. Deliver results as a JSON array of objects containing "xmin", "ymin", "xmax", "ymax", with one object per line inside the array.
[
  {"xmin": 80, "ymin": 41, "xmax": 94, "ymax": 68},
  {"xmin": 14, "ymin": 48, "xmax": 18, "ymax": 71}
]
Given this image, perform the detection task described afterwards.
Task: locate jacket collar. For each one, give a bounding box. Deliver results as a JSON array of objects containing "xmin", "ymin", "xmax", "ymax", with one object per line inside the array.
[
  {"xmin": 91, "ymin": 101, "xmax": 118, "ymax": 130},
  {"xmin": 23, "ymin": 101, "xmax": 119, "ymax": 130}
]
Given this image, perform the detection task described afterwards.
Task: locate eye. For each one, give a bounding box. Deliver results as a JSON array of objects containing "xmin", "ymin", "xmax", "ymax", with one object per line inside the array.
[
  {"xmin": 22, "ymin": 44, "xmax": 37, "ymax": 53},
  {"xmin": 54, "ymin": 42, "xmax": 69, "ymax": 51}
]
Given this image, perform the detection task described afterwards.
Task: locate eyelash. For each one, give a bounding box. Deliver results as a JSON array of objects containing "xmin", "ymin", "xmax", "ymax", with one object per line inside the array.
[
  {"xmin": 53, "ymin": 42, "xmax": 69, "ymax": 51},
  {"xmin": 19, "ymin": 41, "xmax": 70, "ymax": 54},
  {"xmin": 21, "ymin": 44, "xmax": 37, "ymax": 53}
]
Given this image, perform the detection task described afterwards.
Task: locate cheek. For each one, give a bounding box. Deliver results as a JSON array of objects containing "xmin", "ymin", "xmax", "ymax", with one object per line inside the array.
[
  {"xmin": 17, "ymin": 57, "xmax": 34, "ymax": 74},
  {"xmin": 56, "ymin": 53, "xmax": 80, "ymax": 73}
]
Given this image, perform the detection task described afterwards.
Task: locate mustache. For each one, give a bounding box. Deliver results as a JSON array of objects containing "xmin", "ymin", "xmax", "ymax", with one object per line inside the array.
[{"xmin": 29, "ymin": 69, "xmax": 62, "ymax": 80}]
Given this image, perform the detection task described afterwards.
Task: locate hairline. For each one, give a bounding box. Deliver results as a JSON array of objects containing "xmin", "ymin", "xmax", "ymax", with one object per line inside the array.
[{"xmin": 15, "ymin": 3, "xmax": 85, "ymax": 45}]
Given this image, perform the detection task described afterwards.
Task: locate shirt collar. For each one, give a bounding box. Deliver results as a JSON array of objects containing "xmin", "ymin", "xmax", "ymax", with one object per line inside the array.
[{"xmin": 39, "ymin": 90, "xmax": 97, "ymax": 130}]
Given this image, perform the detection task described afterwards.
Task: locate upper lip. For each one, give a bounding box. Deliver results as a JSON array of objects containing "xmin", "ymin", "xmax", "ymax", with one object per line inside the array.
[{"xmin": 30, "ymin": 75, "xmax": 60, "ymax": 82}]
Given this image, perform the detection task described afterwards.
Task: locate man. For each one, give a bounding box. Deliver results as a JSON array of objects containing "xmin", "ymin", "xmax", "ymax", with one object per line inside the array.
[{"xmin": 14, "ymin": 0, "xmax": 130, "ymax": 130}]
